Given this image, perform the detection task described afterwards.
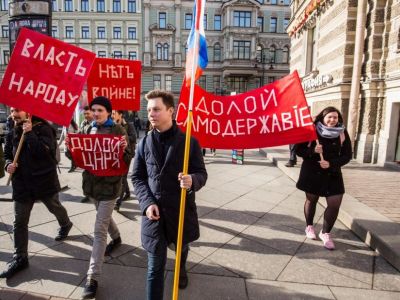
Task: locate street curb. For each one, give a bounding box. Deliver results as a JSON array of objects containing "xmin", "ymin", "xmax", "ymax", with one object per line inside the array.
[{"xmin": 259, "ymin": 148, "xmax": 400, "ymax": 272}]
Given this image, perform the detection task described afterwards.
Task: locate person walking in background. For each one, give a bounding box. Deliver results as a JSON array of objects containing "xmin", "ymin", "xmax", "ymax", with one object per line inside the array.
[
  {"xmin": 80, "ymin": 105, "xmax": 94, "ymax": 133},
  {"xmin": 112, "ymin": 110, "xmax": 137, "ymax": 211},
  {"xmin": 295, "ymin": 106, "xmax": 352, "ymax": 250},
  {"xmin": 69, "ymin": 97, "xmax": 132, "ymax": 299},
  {"xmin": 285, "ymin": 144, "xmax": 297, "ymax": 167},
  {"xmin": 132, "ymin": 90, "xmax": 207, "ymax": 299},
  {"xmin": 1, "ymin": 108, "xmax": 73, "ymax": 279},
  {"xmin": 134, "ymin": 115, "xmax": 141, "ymax": 138},
  {"xmin": 58, "ymin": 119, "xmax": 79, "ymax": 173}
]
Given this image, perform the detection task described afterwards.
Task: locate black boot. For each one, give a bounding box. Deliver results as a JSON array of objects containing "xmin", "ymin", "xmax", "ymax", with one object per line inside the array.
[
  {"xmin": 0, "ymin": 256, "xmax": 29, "ymax": 279},
  {"xmin": 179, "ymin": 267, "xmax": 188, "ymax": 289},
  {"xmin": 82, "ymin": 278, "xmax": 98, "ymax": 299},
  {"xmin": 105, "ymin": 236, "xmax": 122, "ymax": 256},
  {"xmin": 55, "ymin": 222, "xmax": 73, "ymax": 241}
]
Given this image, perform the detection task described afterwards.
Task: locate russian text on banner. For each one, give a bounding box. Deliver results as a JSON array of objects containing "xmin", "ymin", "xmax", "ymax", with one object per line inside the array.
[
  {"xmin": 0, "ymin": 27, "xmax": 96, "ymax": 126},
  {"xmin": 176, "ymin": 71, "xmax": 317, "ymax": 149},
  {"xmin": 67, "ymin": 133, "xmax": 128, "ymax": 176},
  {"xmin": 87, "ymin": 58, "xmax": 142, "ymax": 111}
]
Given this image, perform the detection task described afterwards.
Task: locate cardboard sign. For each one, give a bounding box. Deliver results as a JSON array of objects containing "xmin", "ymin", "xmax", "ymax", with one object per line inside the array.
[
  {"xmin": 68, "ymin": 133, "xmax": 128, "ymax": 176},
  {"xmin": 176, "ymin": 71, "xmax": 317, "ymax": 149},
  {"xmin": 87, "ymin": 58, "xmax": 141, "ymax": 111},
  {"xmin": 0, "ymin": 27, "xmax": 96, "ymax": 126}
]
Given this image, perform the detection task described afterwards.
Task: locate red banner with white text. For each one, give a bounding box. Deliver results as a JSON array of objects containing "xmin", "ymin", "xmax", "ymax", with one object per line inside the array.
[
  {"xmin": 87, "ymin": 58, "xmax": 142, "ymax": 111},
  {"xmin": 176, "ymin": 71, "xmax": 317, "ymax": 149},
  {"xmin": 0, "ymin": 28, "xmax": 96, "ymax": 126},
  {"xmin": 68, "ymin": 134, "xmax": 128, "ymax": 176}
]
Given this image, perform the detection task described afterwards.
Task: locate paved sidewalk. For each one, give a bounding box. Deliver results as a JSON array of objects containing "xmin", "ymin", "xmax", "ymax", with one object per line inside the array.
[{"xmin": 1, "ymin": 149, "xmax": 400, "ymax": 299}]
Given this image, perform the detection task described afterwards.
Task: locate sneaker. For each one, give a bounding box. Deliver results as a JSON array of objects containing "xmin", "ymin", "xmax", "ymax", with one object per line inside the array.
[
  {"xmin": 105, "ymin": 236, "xmax": 122, "ymax": 256},
  {"xmin": 179, "ymin": 268, "xmax": 188, "ymax": 289},
  {"xmin": 55, "ymin": 222, "xmax": 73, "ymax": 241},
  {"xmin": 305, "ymin": 225, "xmax": 317, "ymax": 240},
  {"xmin": 0, "ymin": 257, "xmax": 29, "ymax": 279},
  {"xmin": 82, "ymin": 278, "xmax": 98, "ymax": 299},
  {"xmin": 319, "ymin": 231, "xmax": 335, "ymax": 250},
  {"xmin": 285, "ymin": 160, "xmax": 296, "ymax": 167},
  {"xmin": 80, "ymin": 196, "xmax": 90, "ymax": 203}
]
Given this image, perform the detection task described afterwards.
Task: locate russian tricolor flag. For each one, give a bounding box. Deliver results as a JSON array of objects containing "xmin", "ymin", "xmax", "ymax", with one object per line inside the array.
[{"xmin": 185, "ymin": 0, "xmax": 208, "ymax": 87}]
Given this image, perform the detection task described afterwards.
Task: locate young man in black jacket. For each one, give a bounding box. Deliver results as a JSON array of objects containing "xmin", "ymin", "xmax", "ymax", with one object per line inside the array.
[
  {"xmin": 1, "ymin": 108, "xmax": 73, "ymax": 279},
  {"xmin": 132, "ymin": 90, "xmax": 207, "ymax": 299}
]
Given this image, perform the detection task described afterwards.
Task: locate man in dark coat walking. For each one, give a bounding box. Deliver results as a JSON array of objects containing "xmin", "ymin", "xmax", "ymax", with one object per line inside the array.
[
  {"xmin": 132, "ymin": 90, "xmax": 207, "ymax": 300},
  {"xmin": 1, "ymin": 108, "xmax": 73, "ymax": 279}
]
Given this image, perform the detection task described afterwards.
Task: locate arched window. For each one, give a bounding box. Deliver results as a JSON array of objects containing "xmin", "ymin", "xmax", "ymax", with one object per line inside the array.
[
  {"xmin": 282, "ymin": 46, "xmax": 289, "ymax": 64},
  {"xmin": 163, "ymin": 43, "xmax": 169, "ymax": 60},
  {"xmin": 269, "ymin": 45, "xmax": 276, "ymax": 63},
  {"xmin": 214, "ymin": 43, "xmax": 221, "ymax": 62},
  {"xmin": 156, "ymin": 43, "xmax": 162, "ymax": 60}
]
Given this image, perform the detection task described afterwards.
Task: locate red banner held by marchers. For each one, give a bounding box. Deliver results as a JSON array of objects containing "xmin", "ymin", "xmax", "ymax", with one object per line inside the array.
[
  {"xmin": 176, "ymin": 71, "xmax": 317, "ymax": 149},
  {"xmin": 87, "ymin": 58, "xmax": 142, "ymax": 111},
  {"xmin": 0, "ymin": 27, "xmax": 96, "ymax": 126},
  {"xmin": 68, "ymin": 134, "xmax": 128, "ymax": 176}
]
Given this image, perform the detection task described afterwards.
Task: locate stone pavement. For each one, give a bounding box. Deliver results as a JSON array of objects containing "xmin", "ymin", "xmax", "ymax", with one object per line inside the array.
[{"xmin": 1, "ymin": 149, "xmax": 400, "ymax": 299}]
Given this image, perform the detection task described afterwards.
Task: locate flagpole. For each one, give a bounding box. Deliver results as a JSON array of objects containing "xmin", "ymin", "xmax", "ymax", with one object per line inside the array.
[{"xmin": 172, "ymin": 28, "xmax": 200, "ymax": 300}]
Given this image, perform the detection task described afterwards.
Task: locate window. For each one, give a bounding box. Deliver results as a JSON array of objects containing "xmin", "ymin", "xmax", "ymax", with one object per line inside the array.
[
  {"xmin": 185, "ymin": 14, "xmax": 192, "ymax": 30},
  {"xmin": 213, "ymin": 76, "xmax": 221, "ymax": 92},
  {"xmin": 230, "ymin": 77, "xmax": 246, "ymax": 94},
  {"xmin": 81, "ymin": 26, "xmax": 90, "ymax": 39},
  {"xmin": 64, "ymin": 0, "xmax": 73, "ymax": 11},
  {"xmin": 199, "ymin": 76, "xmax": 206, "ymax": 89},
  {"xmin": 81, "ymin": 0, "xmax": 89, "ymax": 11},
  {"xmin": 257, "ymin": 17, "xmax": 264, "ymax": 32},
  {"xmin": 98, "ymin": 51, "xmax": 106, "ymax": 57},
  {"xmin": 153, "ymin": 75, "xmax": 161, "ymax": 89},
  {"xmin": 163, "ymin": 43, "xmax": 169, "ymax": 60},
  {"xmin": 156, "ymin": 43, "xmax": 162, "ymax": 60},
  {"xmin": 3, "ymin": 50, "xmax": 10, "ymax": 65},
  {"xmin": 0, "ymin": 0, "xmax": 8, "ymax": 11},
  {"xmin": 306, "ymin": 27, "xmax": 316, "ymax": 73},
  {"xmin": 159, "ymin": 12, "xmax": 166, "ymax": 29},
  {"xmin": 52, "ymin": 26, "xmax": 58, "ymax": 38},
  {"xmin": 270, "ymin": 17, "xmax": 277, "ymax": 33},
  {"xmin": 128, "ymin": 0, "xmax": 136, "ymax": 13},
  {"xmin": 97, "ymin": 26, "xmax": 106, "ymax": 39},
  {"xmin": 1, "ymin": 25, "xmax": 8, "ymax": 38},
  {"xmin": 269, "ymin": 45, "xmax": 276, "ymax": 63},
  {"xmin": 128, "ymin": 51, "xmax": 137, "ymax": 60},
  {"xmin": 214, "ymin": 43, "xmax": 221, "ymax": 62},
  {"xmin": 234, "ymin": 11, "xmax": 251, "ymax": 27},
  {"xmin": 113, "ymin": 0, "xmax": 121, "ymax": 12},
  {"xmin": 284, "ymin": 18, "xmax": 290, "ymax": 31},
  {"xmin": 52, "ymin": 0, "xmax": 57, "ymax": 11},
  {"xmin": 282, "ymin": 46, "xmax": 289, "ymax": 63},
  {"xmin": 271, "ymin": 0, "xmax": 277, "ymax": 4},
  {"xmin": 284, "ymin": 0, "xmax": 290, "ymax": 5},
  {"xmin": 214, "ymin": 15, "xmax": 221, "ymax": 30},
  {"xmin": 128, "ymin": 27, "xmax": 136, "ymax": 39},
  {"xmin": 233, "ymin": 41, "xmax": 251, "ymax": 59},
  {"xmin": 97, "ymin": 0, "xmax": 105, "ymax": 12},
  {"xmin": 113, "ymin": 27, "xmax": 121, "ymax": 39},
  {"xmin": 113, "ymin": 51, "xmax": 122, "ymax": 58},
  {"xmin": 203, "ymin": 14, "xmax": 207, "ymax": 30},
  {"xmin": 65, "ymin": 26, "xmax": 74, "ymax": 38},
  {"xmin": 256, "ymin": 44, "xmax": 263, "ymax": 62},
  {"xmin": 165, "ymin": 75, "xmax": 172, "ymax": 91}
]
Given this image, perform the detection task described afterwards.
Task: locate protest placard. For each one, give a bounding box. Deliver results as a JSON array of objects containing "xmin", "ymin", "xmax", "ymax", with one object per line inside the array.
[
  {"xmin": 0, "ymin": 27, "xmax": 96, "ymax": 126},
  {"xmin": 68, "ymin": 133, "xmax": 128, "ymax": 176},
  {"xmin": 87, "ymin": 58, "xmax": 141, "ymax": 111},
  {"xmin": 176, "ymin": 71, "xmax": 317, "ymax": 149}
]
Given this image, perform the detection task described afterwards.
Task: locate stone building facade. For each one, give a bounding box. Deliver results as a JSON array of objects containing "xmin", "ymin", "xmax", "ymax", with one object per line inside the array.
[{"xmin": 287, "ymin": 0, "xmax": 400, "ymax": 166}]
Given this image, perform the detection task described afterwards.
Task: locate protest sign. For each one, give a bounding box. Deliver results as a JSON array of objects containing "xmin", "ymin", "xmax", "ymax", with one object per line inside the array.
[
  {"xmin": 87, "ymin": 58, "xmax": 141, "ymax": 111},
  {"xmin": 176, "ymin": 71, "xmax": 317, "ymax": 149},
  {"xmin": 0, "ymin": 27, "xmax": 96, "ymax": 126},
  {"xmin": 68, "ymin": 133, "xmax": 128, "ymax": 176}
]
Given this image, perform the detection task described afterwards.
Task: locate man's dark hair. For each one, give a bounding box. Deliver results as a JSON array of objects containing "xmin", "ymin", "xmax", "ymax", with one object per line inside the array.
[
  {"xmin": 145, "ymin": 90, "xmax": 175, "ymax": 109},
  {"xmin": 83, "ymin": 105, "xmax": 90, "ymax": 111}
]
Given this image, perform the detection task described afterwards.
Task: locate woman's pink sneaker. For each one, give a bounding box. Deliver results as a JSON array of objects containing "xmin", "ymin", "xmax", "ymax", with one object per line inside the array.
[
  {"xmin": 319, "ymin": 231, "xmax": 335, "ymax": 250},
  {"xmin": 305, "ymin": 225, "xmax": 317, "ymax": 240}
]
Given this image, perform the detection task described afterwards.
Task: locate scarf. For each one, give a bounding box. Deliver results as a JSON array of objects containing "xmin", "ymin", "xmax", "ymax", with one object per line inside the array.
[
  {"xmin": 90, "ymin": 118, "xmax": 114, "ymax": 134},
  {"xmin": 316, "ymin": 121, "xmax": 345, "ymax": 139}
]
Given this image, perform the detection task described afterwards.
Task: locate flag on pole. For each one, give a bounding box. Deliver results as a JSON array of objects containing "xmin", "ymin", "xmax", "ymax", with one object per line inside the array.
[{"xmin": 185, "ymin": 0, "xmax": 208, "ymax": 87}]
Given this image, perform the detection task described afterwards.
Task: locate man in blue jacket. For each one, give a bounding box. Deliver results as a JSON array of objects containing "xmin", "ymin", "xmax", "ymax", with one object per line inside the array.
[{"xmin": 132, "ymin": 90, "xmax": 207, "ymax": 300}]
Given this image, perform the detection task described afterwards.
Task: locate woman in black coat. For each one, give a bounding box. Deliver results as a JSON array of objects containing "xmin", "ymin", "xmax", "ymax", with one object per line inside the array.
[{"xmin": 295, "ymin": 106, "xmax": 352, "ymax": 250}]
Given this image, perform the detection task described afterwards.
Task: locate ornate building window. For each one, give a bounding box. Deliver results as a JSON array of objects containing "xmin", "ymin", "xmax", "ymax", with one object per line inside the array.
[
  {"xmin": 81, "ymin": 0, "xmax": 89, "ymax": 12},
  {"xmin": 113, "ymin": 0, "xmax": 121, "ymax": 13},
  {"xmin": 282, "ymin": 46, "xmax": 289, "ymax": 63},
  {"xmin": 153, "ymin": 75, "xmax": 161, "ymax": 89},
  {"xmin": 165, "ymin": 75, "xmax": 172, "ymax": 91},
  {"xmin": 156, "ymin": 43, "xmax": 163, "ymax": 60},
  {"xmin": 233, "ymin": 41, "xmax": 251, "ymax": 59},
  {"xmin": 128, "ymin": 0, "xmax": 136, "ymax": 13},
  {"xmin": 214, "ymin": 43, "xmax": 221, "ymax": 62},
  {"xmin": 234, "ymin": 11, "xmax": 251, "ymax": 28},
  {"xmin": 97, "ymin": 0, "xmax": 105, "ymax": 12},
  {"xmin": 64, "ymin": 0, "xmax": 73, "ymax": 11},
  {"xmin": 185, "ymin": 14, "xmax": 193, "ymax": 30},
  {"xmin": 214, "ymin": 15, "xmax": 221, "ymax": 30},
  {"xmin": 163, "ymin": 43, "xmax": 169, "ymax": 60},
  {"xmin": 269, "ymin": 45, "xmax": 276, "ymax": 63},
  {"xmin": 159, "ymin": 12, "xmax": 166, "ymax": 29},
  {"xmin": 97, "ymin": 26, "xmax": 106, "ymax": 39}
]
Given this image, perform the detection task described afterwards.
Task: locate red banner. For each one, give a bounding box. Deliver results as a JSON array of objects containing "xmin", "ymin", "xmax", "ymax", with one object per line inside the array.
[
  {"xmin": 68, "ymin": 134, "xmax": 128, "ymax": 176},
  {"xmin": 87, "ymin": 58, "xmax": 142, "ymax": 111},
  {"xmin": 176, "ymin": 71, "xmax": 317, "ymax": 149},
  {"xmin": 0, "ymin": 28, "xmax": 96, "ymax": 126}
]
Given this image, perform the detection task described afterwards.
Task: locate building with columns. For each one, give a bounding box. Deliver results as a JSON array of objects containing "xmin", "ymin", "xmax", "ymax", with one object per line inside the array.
[{"xmin": 287, "ymin": 0, "xmax": 400, "ymax": 166}]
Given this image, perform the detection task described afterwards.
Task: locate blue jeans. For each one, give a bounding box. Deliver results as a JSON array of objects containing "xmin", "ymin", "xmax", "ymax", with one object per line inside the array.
[{"xmin": 146, "ymin": 244, "xmax": 189, "ymax": 300}]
